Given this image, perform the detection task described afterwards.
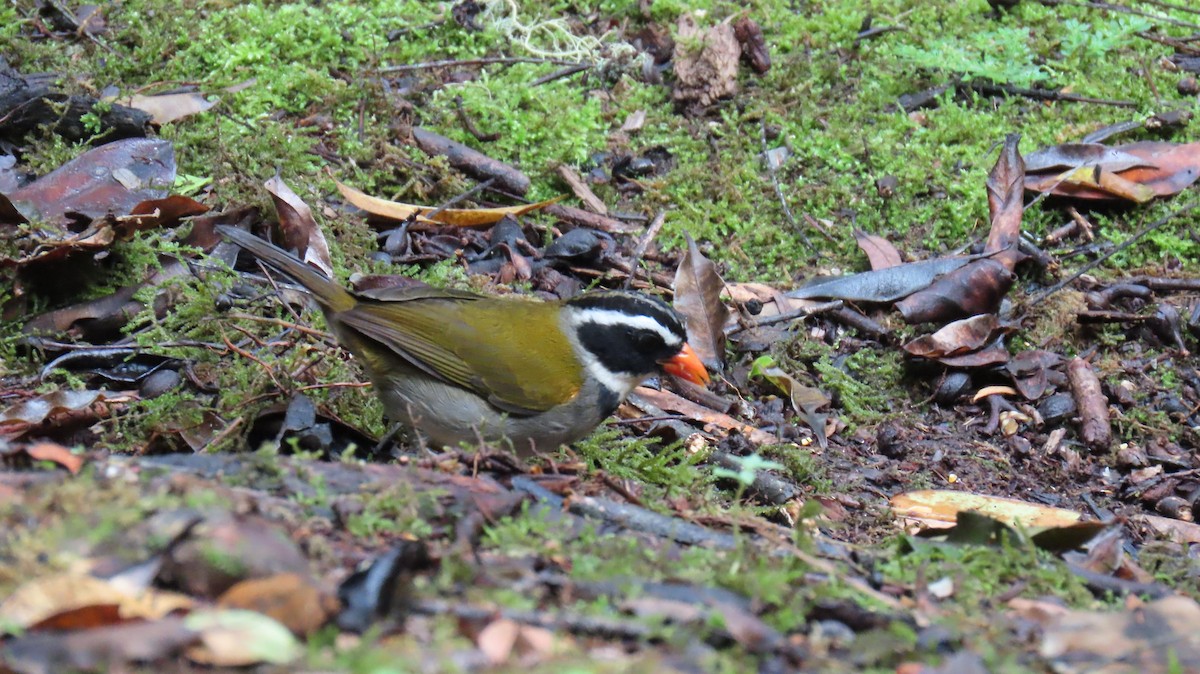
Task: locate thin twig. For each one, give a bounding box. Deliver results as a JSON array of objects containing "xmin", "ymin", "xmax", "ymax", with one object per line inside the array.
[
  {"xmin": 760, "ymin": 119, "xmax": 812, "ymax": 250},
  {"xmin": 1042, "ymin": 0, "xmax": 1200, "ymax": 30},
  {"xmin": 530, "ymin": 63, "xmax": 590, "ymax": 87},
  {"xmin": 424, "ymin": 177, "xmax": 496, "ymax": 222},
  {"xmin": 453, "ymin": 95, "xmax": 500, "ymax": 142},
  {"xmin": 624, "ymin": 210, "xmax": 667, "ymax": 290},
  {"xmin": 381, "ymin": 56, "xmax": 586, "ymax": 73},
  {"xmin": 1026, "ymin": 201, "xmax": 1200, "ymax": 307}
]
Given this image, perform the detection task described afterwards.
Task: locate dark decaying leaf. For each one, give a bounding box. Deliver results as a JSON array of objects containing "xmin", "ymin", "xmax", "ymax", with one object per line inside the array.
[
  {"xmin": 0, "ymin": 390, "xmax": 114, "ymax": 440},
  {"xmin": 895, "ymin": 257, "xmax": 1015, "ymax": 324},
  {"xmin": 0, "ymin": 138, "xmax": 175, "ymax": 225},
  {"xmin": 156, "ymin": 513, "xmax": 310, "ymax": 599},
  {"xmin": 336, "ymin": 540, "xmax": 434, "ymax": 633},
  {"xmin": 934, "ymin": 340, "xmax": 1010, "ymax": 368},
  {"xmin": 673, "ymin": 233, "xmax": 730, "ymax": 371},
  {"xmin": 1006, "ymin": 350, "xmax": 1063, "ymax": 399},
  {"xmin": 265, "ymin": 174, "xmax": 333, "ymax": 278},
  {"xmin": 1, "ymin": 617, "xmax": 199, "ymax": 674},
  {"xmin": 853, "ymin": 229, "xmax": 903, "ymax": 270},
  {"xmin": 788, "ymin": 256, "xmax": 973, "ymax": 303},
  {"xmin": 751, "ymin": 363, "xmax": 831, "ymax": 449}
]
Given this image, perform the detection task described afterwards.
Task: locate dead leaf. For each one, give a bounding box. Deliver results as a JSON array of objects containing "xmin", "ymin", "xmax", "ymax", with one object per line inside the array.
[
  {"xmin": 0, "ymin": 572, "xmax": 193, "ymax": 628},
  {"xmin": 184, "ymin": 609, "xmax": 301, "ymax": 667},
  {"xmin": 853, "ymin": 230, "xmax": 903, "ymax": 270},
  {"xmin": 0, "ymin": 390, "xmax": 121, "ymax": 440},
  {"xmin": 1025, "ymin": 140, "xmax": 1200, "ymax": 202},
  {"xmin": 895, "ymin": 257, "xmax": 1015, "ymax": 324},
  {"xmin": 890, "ymin": 489, "xmax": 1084, "ymax": 530},
  {"xmin": 789, "ymin": 256, "xmax": 974, "ymax": 303},
  {"xmin": 22, "ymin": 442, "xmax": 83, "ymax": 474},
  {"xmin": 1, "ymin": 138, "xmax": 175, "ymax": 226},
  {"xmin": 265, "ymin": 174, "xmax": 333, "ymax": 278},
  {"xmin": 334, "ymin": 178, "xmax": 561, "ymax": 228},
  {"xmin": 118, "ymin": 92, "xmax": 216, "ymax": 125},
  {"xmin": 629, "ymin": 387, "xmax": 779, "ymax": 446},
  {"xmin": 673, "ymin": 233, "xmax": 729, "ymax": 371},
  {"xmin": 673, "ymin": 14, "xmax": 740, "ymax": 108},
  {"xmin": 2, "ymin": 617, "xmax": 198, "ymax": 674},
  {"xmin": 217, "ymin": 573, "xmax": 338, "ymax": 637},
  {"xmin": 903, "ymin": 315, "xmax": 1001, "ymax": 359},
  {"xmin": 984, "ymin": 133, "xmax": 1025, "ymax": 263},
  {"xmin": 1041, "ymin": 596, "xmax": 1200, "ymax": 674}
]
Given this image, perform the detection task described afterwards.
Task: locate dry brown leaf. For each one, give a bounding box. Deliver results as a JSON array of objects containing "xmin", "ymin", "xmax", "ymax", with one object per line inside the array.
[
  {"xmin": 118, "ymin": 92, "xmax": 216, "ymax": 125},
  {"xmin": 853, "ymin": 229, "xmax": 903, "ymax": 270},
  {"xmin": 890, "ymin": 489, "xmax": 1083, "ymax": 531},
  {"xmin": 265, "ymin": 174, "xmax": 333, "ymax": 278},
  {"xmin": 1041, "ymin": 596, "xmax": 1200, "ymax": 673},
  {"xmin": 23, "ymin": 441, "xmax": 84, "ymax": 474},
  {"xmin": 0, "ymin": 573, "xmax": 193, "ymax": 627},
  {"xmin": 673, "ymin": 233, "xmax": 729, "ymax": 371},
  {"xmin": 630, "ymin": 386, "xmax": 778, "ymax": 446},
  {"xmin": 217, "ymin": 573, "xmax": 338, "ymax": 637},
  {"xmin": 334, "ymin": 178, "xmax": 560, "ymax": 228}
]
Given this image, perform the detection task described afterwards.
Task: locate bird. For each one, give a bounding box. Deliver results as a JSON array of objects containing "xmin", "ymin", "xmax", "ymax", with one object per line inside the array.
[{"xmin": 217, "ymin": 225, "xmax": 710, "ymax": 454}]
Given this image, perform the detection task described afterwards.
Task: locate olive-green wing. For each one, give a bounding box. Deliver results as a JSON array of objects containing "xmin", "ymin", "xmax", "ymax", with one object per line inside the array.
[{"xmin": 337, "ymin": 297, "xmax": 582, "ymax": 415}]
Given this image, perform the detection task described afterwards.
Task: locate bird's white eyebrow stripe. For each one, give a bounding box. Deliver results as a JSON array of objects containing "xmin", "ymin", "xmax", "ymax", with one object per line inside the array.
[{"xmin": 568, "ymin": 308, "xmax": 682, "ymax": 346}]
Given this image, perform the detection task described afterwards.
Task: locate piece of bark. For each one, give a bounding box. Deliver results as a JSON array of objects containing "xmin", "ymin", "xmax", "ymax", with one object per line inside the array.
[
  {"xmin": 410, "ymin": 126, "xmax": 530, "ymax": 196},
  {"xmin": 0, "ymin": 62, "xmax": 149, "ymax": 142},
  {"xmin": 543, "ymin": 203, "xmax": 641, "ymax": 234},
  {"xmin": 1067, "ymin": 358, "xmax": 1112, "ymax": 452},
  {"xmin": 554, "ymin": 164, "xmax": 607, "ymax": 215}
]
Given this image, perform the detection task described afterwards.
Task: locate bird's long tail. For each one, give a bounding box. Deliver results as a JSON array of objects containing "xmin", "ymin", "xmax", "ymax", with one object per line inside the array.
[{"xmin": 217, "ymin": 225, "xmax": 356, "ymax": 313}]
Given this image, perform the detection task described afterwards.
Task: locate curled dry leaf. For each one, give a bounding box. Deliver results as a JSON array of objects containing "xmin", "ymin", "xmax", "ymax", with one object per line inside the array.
[
  {"xmin": 673, "ymin": 233, "xmax": 729, "ymax": 371},
  {"xmin": 903, "ymin": 314, "xmax": 1001, "ymax": 359},
  {"xmin": 265, "ymin": 174, "xmax": 333, "ymax": 278},
  {"xmin": 0, "ymin": 390, "xmax": 120, "ymax": 440},
  {"xmin": 334, "ymin": 177, "xmax": 561, "ymax": 229},
  {"xmin": 895, "ymin": 257, "xmax": 1015, "ymax": 324}
]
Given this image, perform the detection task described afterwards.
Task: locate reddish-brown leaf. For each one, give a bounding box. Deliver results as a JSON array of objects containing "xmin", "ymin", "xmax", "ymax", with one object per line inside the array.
[{"xmin": 853, "ymin": 229, "xmax": 903, "ymax": 270}]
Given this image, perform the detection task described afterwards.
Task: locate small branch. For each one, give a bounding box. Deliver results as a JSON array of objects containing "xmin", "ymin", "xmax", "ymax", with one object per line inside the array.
[
  {"xmin": 1026, "ymin": 201, "xmax": 1200, "ymax": 307},
  {"xmin": 381, "ymin": 56, "xmax": 586, "ymax": 73},
  {"xmin": 624, "ymin": 210, "xmax": 667, "ymax": 290}
]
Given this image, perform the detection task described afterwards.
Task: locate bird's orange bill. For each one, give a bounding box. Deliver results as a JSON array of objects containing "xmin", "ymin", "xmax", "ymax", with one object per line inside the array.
[{"xmin": 661, "ymin": 343, "xmax": 711, "ymax": 386}]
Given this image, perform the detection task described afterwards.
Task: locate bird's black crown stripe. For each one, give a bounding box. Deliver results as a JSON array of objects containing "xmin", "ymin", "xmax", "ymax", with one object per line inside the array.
[{"xmin": 566, "ymin": 291, "xmax": 686, "ymax": 341}]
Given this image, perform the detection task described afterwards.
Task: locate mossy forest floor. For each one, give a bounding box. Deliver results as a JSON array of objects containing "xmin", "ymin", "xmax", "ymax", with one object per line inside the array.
[{"xmin": 2, "ymin": 0, "xmax": 1200, "ymax": 672}]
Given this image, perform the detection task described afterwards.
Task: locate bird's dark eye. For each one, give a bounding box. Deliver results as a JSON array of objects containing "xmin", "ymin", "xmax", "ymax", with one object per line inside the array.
[{"xmin": 633, "ymin": 331, "xmax": 663, "ymax": 352}]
